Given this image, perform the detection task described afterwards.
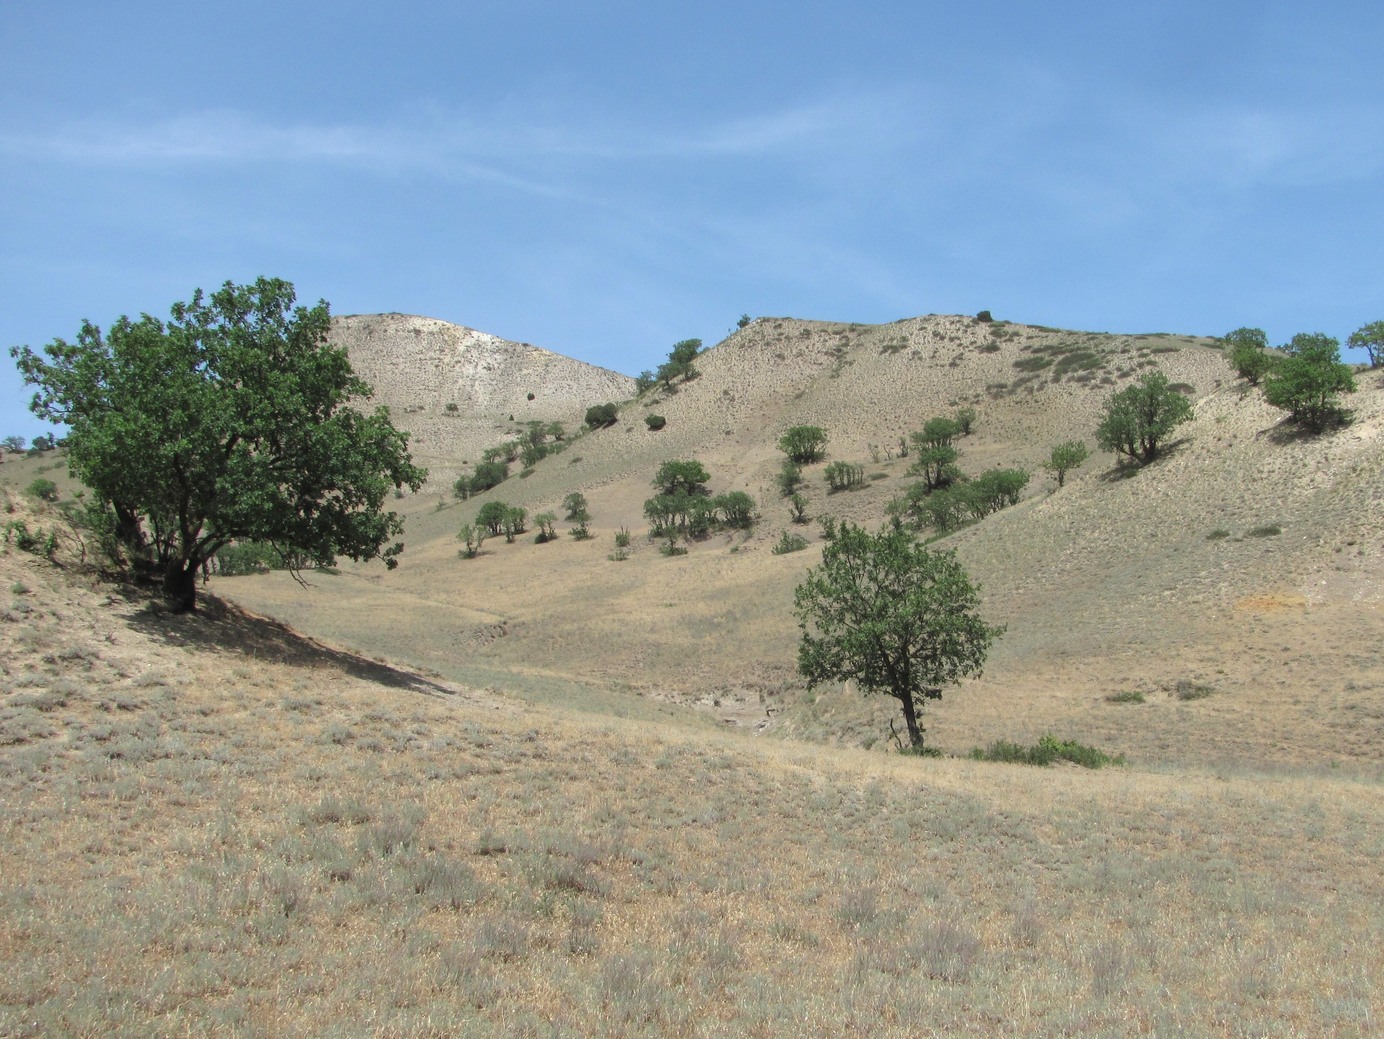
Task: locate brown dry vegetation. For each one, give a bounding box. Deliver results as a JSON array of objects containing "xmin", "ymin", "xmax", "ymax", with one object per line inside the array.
[{"xmin": 2, "ymin": 313, "xmax": 1382, "ymax": 1037}]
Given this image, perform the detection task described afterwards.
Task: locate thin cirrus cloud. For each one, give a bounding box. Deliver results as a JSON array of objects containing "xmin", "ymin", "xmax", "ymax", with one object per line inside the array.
[{"xmin": 1, "ymin": 95, "xmax": 900, "ymax": 173}]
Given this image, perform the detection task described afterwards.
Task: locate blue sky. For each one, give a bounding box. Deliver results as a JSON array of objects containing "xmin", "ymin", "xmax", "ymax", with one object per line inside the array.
[{"xmin": 3, "ymin": 1, "xmax": 1381, "ymax": 439}]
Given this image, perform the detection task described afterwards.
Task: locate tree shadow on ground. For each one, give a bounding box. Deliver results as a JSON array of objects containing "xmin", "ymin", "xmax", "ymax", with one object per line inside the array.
[
  {"xmin": 1258, "ymin": 414, "xmax": 1353, "ymax": 446},
  {"xmin": 122, "ymin": 586, "xmax": 459, "ymax": 699},
  {"xmin": 1097, "ymin": 435, "xmax": 1194, "ymax": 482}
]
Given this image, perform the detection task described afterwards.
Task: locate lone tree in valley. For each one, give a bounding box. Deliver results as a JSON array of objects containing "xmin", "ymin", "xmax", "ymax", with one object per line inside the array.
[
  {"xmin": 10, "ymin": 278, "xmax": 425, "ymax": 611},
  {"xmin": 1095, "ymin": 370, "xmax": 1192, "ymax": 465},
  {"xmin": 794, "ymin": 522, "xmax": 1003, "ymax": 751}
]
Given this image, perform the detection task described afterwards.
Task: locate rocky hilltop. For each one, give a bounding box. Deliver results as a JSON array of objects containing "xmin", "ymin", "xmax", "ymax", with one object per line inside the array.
[{"xmin": 331, "ymin": 313, "xmax": 635, "ymax": 477}]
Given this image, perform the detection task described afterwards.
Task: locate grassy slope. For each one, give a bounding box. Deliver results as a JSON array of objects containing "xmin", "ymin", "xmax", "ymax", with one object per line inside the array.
[
  {"xmin": 214, "ymin": 315, "xmax": 1384, "ymax": 770},
  {"xmin": 1, "ymin": 543, "xmax": 1381, "ymax": 1038},
  {"xmin": 2, "ymin": 319, "xmax": 1381, "ymax": 1036}
]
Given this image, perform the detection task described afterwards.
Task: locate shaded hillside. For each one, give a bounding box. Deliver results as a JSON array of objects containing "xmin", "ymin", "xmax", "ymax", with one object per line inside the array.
[
  {"xmin": 213, "ymin": 315, "xmax": 1384, "ymax": 769},
  {"xmin": 331, "ymin": 313, "xmax": 635, "ymax": 480}
]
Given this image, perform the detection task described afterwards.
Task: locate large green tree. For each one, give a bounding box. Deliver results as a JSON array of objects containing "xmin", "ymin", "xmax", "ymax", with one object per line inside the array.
[
  {"xmin": 1262, "ymin": 334, "xmax": 1356, "ymax": 431},
  {"xmin": 1095, "ymin": 370, "xmax": 1193, "ymax": 464},
  {"xmin": 794, "ymin": 523, "xmax": 1003, "ymax": 750},
  {"xmin": 11, "ymin": 278, "xmax": 426, "ymax": 611}
]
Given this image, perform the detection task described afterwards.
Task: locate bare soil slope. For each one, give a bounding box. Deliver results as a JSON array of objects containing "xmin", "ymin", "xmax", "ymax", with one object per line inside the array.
[{"xmin": 332, "ymin": 313, "xmax": 635, "ymax": 481}]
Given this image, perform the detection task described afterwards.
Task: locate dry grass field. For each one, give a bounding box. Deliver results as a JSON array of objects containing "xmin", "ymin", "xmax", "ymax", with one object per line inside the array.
[{"xmin": 2, "ymin": 313, "xmax": 1381, "ymax": 1036}]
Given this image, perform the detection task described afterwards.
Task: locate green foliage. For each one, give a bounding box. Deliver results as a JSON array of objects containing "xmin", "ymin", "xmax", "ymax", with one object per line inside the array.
[
  {"xmin": 500, "ymin": 506, "xmax": 527, "ymax": 542},
  {"xmin": 456, "ymin": 523, "xmax": 484, "ymax": 559},
  {"xmin": 533, "ymin": 512, "xmax": 558, "ymax": 543},
  {"xmin": 969, "ymin": 734, "xmax": 1125, "ymax": 769},
  {"xmin": 1105, "ymin": 690, "xmax": 1146, "ymax": 704},
  {"xmin": 778, "ymin": 425, "xmax": 829, "ymax": 464},
  {"xmin": 657, "ymin": 338, "xmax": 702, "ymax": 388},
  {"xmin": 776, "ymin": 459, "xmax": 803, "ymax": 497},
  {"xmin": 10, "ymin": 277, "xmax": 425, "ymax": 611},
  {"xmin": 794, "ymin": 523, "xmax": 1003, "ymax": 750},
  {"xmin": 772, "ymin": 531, "xmax": 809, "ymax": 555},
  {"xmin": 737, "ymin": 314, "xmax": 752, "ymax": 329},
  {"xmin": 562, "ymin": 492, "xmax": 590, "ymax": 523},
  {"xmin": 1347, "ymin": 320, "xmax": 1383, "ymax": 367},
  {"xmin": 1, "ymin": 435, "xmax": 25, "ymax": 453},
  {"xmin": 789, "ymin": 492, "xmax": 809, "ymax": 524},
  {"xmin": 1042, "ymin": 440, "xmax": 1089, "ymax": 487},
  {"xmin": 2, "ymin": 520, "xmax": 57, "ymax": 558},
  {"xmin": 954, "ymin": 407, "xmax": 977, "ymax": 435},
  {"xmin": 584, "ymin": 403, "xmax": 618, "ymax": 429},
  {"xmin": 714, "ymin": 491, "xmax": 756, "ymax": 528},
  {"xmin": 963, "ymin": 469, "xmax": 1030, "ymax": 517},
  {"xmin": 635, "ymin": 370, "xmax": 657, "ymax": 394},
  {"xmin": 644, "ymin": 414, "xmax": 667, "ymax": 431},
  {"xmin": 823, "ymin": 461, "xmax": 864, "ymax": 493},
  {"xmin": 475, "ymin": 501, "xmax": 510, "ymax": 536},
  {"xmin": 652, "ymin": 460, "xmax": 710, "ymax": 496},
  {"xmin": 909, "ymin": 444, "xmax": 959, "ymax": 491},
  {"xmin": 25, "ymin": 477, "xmax": 59, "ymax": 503},
  {"xmin": 455, "ymin": 459, "xmax": 509, "ymax": 499},
  {"xmin": 213, "ymin": 540, "xmax": 287, "ymax": 576},
  {"xmin": 1224, "ymin": 327, "xmax": 1275, "ymax": 385},
  {"xmin": 1262, "ymin": 335, "xmax": 1356, "ymax": 431},
  {"xmin": 1095, "ymin": 370, "xmax": 1193, "ymax": 464},
  {"xmin": 914, "ymin": 417, "xmax": 963, "ymax": 450}
]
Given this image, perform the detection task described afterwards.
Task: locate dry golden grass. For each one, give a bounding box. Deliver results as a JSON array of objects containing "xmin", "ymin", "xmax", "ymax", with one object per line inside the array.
[{"xmin": 2, "ymin": 545, "xmax": 1381, "ymax": 1037}]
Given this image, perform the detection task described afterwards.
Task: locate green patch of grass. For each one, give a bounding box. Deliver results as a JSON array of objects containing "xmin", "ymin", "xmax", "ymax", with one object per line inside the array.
[
  {"xmin": 771, "ymin": 531, "xmax": 809, "ymax": 555},
  {"xmin": 1105, "ymin": 690, "xmax": 1146, "ymax": 704},
  {"xmin": 969, "ymin": 734, "xmax": 1125, "ymax": 769},
  {"xmin": 1207, "ymin": 528, "xmax": 1232, "ymax": 541},
  {"xmin": 1246, "ymin": 524, "xmax": 1282, "ymax": 538},
  {"xmin": 1012, "ymin": 356, "xmax": 1053, "ymax": 373}
]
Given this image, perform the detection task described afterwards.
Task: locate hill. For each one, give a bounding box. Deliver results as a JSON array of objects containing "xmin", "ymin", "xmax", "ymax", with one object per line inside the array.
[
  {"xmin": 331, "ymin": 313, "xmax": 635, "ymax": 481},
  {"xmin": 207, "ymin": 313, "xmax": 1384, "ymax": 771},
  {"xmin": 1, "ymin": 312, "xmax": 1381, "ymax": 1036}
]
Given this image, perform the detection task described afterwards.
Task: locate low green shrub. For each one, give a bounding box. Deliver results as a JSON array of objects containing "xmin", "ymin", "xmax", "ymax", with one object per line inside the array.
[
  {"xmin": 771, "ymin": 531, "xmax": 809, "ymax": 555},
  {"xmin": 1105, "ymin": 690, "xmax": 1146, "ymax": 704},
  {"xmin": 970, "ymin": 734, "xmax": 1125, "ymax": 769}
]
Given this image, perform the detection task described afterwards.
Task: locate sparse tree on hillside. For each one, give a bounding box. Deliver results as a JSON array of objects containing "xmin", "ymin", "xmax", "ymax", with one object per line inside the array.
[
  {"xmin": 794, "ymin": 522, "xmax": 1003, "ymax": 751},
  {"xmin": 913, "ymin": 417, "xmax": 963, "ymax": 451},
  {"xmin": 500, "ymin": 506, "xmax": 528, "ymax": 543},
  {"xmin": 777, "ymin": 459, "xmax": 803, "ymax": 497},
  {"xmin": 457, "ymin": 522, "xmax": 485, "ymax": 559},
  {"xmin": 1095, "ymin": 371, "xmax": 1193, "ymax": 465},
  {"xmin": 954, "ymin": 407, "xmax": 977, "ymax": 435},
  {"xmin": 1262, "ymin": 334, "xmax": 1356, "ymax": 432},
  {"xmin": 1042, "ymin": 441, "xmax": 1089, "ymax": 487},
  {"xmin": 533, "ymin": 512, "xmax": 558, "ymax": 543},
  {"xmin": 657, "ymin": 338, "xmax": 702, "ymax": 388},
  {"xmin": 562, "ymin": 491, "xmax": 590, "ymax": 523},
  {"xmin": 715, "ymin": 491, "xmax": 756, "ymax": 528},
  {"xmin": 909, "ymin": 444, "xmax": 960, "ymax": 491},
  {"xmin": 10, "ymin": 277, "xmax": 425, "ymax": 611},
  {"xmin": 476, "ymin": 501, "xmax": 509, "ymax": 536},
  {"xmin": 584, "ymin": 403, "xmax": 618, "ymax": 429},
  {"xmin": 1224, "ymin": 327, "xmax": 1275, "ymax": 385},
  {"xmin": 778, "ymin": 425, "xmax": 829, "ymax": 464},
  {"xmin": 1347, "ymin": 320, "xmax": 1383, "ymax": 367},
  {"xmin": 1, "ymin": 435, "xmax": 25, "ymax": 453},
  {"xmin": 652, "ymin": 460, "xmax": 710, "ymax": 497}
]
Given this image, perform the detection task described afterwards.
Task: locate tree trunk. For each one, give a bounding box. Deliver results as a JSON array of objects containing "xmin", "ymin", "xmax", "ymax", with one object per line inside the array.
[
  {"xmin": 163, "ymin": 561, "xmax": 199, "ymax": 613},
  {"xmin": 897, "ymin": 692, "xmax": 924, "ymax": 748}
]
